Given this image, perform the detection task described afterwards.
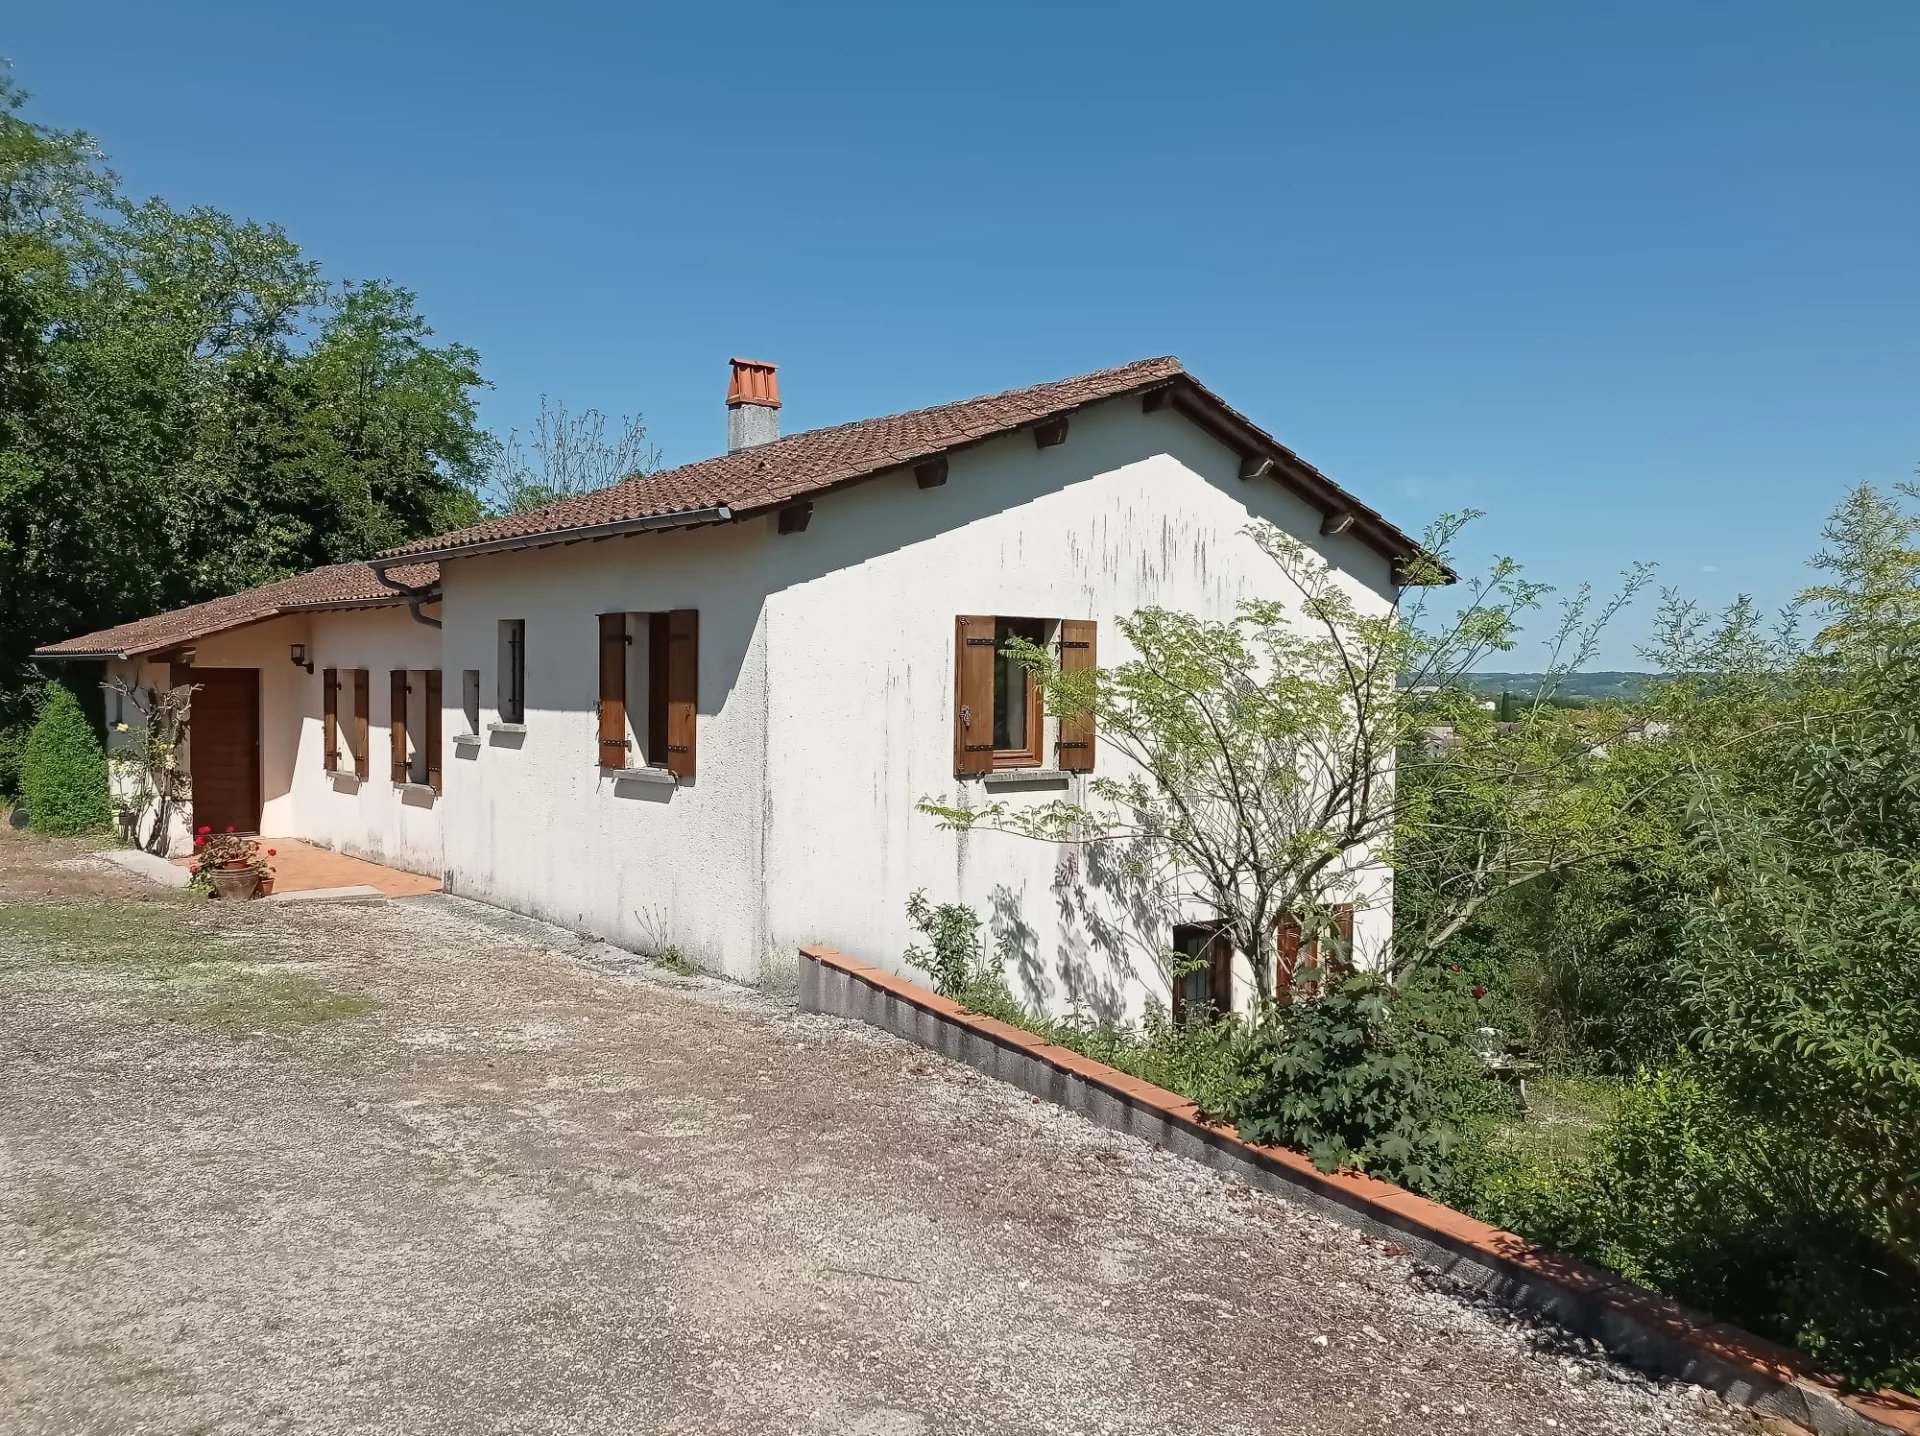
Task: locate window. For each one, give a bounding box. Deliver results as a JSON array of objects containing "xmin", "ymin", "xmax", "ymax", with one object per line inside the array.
[
  {"xmin": 498, "ymin": 620, "xmax": 526, "ymax": 724},
  {"xmin": 1170, "ymin": 922, "xmax": 1232, "ymax": 1023},
  {"xmin": 953, "ymin": 615, "xmax": 1097, "ymax": 776},
  {"xmin": 991, "ymin": 617, "xmax": 1047, "ymax": 763},
  {"xmin": 461, "ymin": 669, "xmax": 481, "ymax": 736},
  {"xmin": 596, "ymin": 610, "xmax": 698, "ymax": 778}
]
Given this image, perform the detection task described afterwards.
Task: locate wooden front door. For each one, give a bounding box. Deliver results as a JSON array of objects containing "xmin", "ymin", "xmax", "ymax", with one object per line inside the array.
[{"xmin": 187, "ymin": 668, "xmax": 262, "ymax": 834}]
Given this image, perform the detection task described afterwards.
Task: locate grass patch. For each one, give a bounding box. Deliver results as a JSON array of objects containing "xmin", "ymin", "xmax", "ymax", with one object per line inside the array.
[
  {"xmin": 954, "ymin": 978, "xmax": 1253, "ymax": 1119},
  {"xmin": 651, "ymin": 944, "xmax": 694, "ymax": 975},
  {"xmin": 150, "ymin": 970, "xmax": 378, "ymax": 1033},
  {"xmin": 0, "ymin": 897, "xmax": 375, "ymax": 1034}
]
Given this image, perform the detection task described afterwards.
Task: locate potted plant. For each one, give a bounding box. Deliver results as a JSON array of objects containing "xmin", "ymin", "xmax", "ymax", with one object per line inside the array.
[{"xmin": 190, "ymin": 825, "xmax": 275, "ymax": 900}]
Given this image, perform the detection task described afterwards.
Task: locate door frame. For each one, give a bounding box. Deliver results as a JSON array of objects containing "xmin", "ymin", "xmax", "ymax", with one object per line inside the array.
[{"xmin": 175, "ymin": 664, "xmax": 264, "ymax": 835}]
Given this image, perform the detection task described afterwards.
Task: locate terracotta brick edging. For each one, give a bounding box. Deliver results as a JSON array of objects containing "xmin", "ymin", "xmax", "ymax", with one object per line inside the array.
[{"xmin": 797, "ymin": 944, "xmax": 1920, "ymax": 1436}]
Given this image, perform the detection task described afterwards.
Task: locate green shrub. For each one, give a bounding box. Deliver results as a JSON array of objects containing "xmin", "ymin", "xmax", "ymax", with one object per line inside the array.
[
  {"xmin": 1231, "ymin": 970, "xmax": 1460, "ymax": 1191},
  {"xmin": 1449, "ymin": 1067, "xmax": 1920, "ymax": 1395},
  {"xmin": 902, "ymin": 889, "xmax": 987, "ymax": 997},
  {"xmin": 21, "ymin": 684, "xmax": 112, "ymax": 835}
]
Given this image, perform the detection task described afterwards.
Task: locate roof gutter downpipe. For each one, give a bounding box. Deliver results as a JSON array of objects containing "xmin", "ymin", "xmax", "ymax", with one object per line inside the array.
[{"xmin": 367, "ymin": 562, "xmax": 444, "ymax": 629}]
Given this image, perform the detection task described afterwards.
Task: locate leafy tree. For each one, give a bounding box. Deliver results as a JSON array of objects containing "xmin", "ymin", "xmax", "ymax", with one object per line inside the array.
[
  {"xmin": 0, "ymin": 66, "xmax": 492, "ymax": 755},
  {"xmin": 1649, "ymin": 481, "xmax": 1920, "ymax": 1286},
  {"xmin": 924, "ymin": 513, "xmax": 1655, "ymax": 1005}
]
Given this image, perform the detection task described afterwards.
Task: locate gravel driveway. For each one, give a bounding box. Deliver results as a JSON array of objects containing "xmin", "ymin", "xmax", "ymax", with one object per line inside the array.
[{"xmin": 0, "ymin": 830, "xmax": 1752, "ymax": 1436}]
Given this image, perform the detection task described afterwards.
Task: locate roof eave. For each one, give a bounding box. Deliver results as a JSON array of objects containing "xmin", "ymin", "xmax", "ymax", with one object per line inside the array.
[
  {"xmin": 32, "ymin": 647, "xmax": 130, "ymax": 661},
  {"xmin": 377, "ymin": 504, "xmax": 736, "ymax": 568},
  {"xmin": 1160, "ymin": 376, "xmax": 1454, "ymax": 584}
]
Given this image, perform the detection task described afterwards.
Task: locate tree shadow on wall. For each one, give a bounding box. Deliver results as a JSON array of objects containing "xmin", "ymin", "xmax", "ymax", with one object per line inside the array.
[
  {"xmin": 984, "ymin": 835, "xmax": 1168, "ymax": 1028},
  {"xmin": 988, "ymin": 882, "xmax": 1045, "ymax": 1008}
]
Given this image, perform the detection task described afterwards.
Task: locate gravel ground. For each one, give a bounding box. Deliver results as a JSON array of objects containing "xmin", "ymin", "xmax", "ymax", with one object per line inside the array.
[{"xmin": 0, "ymin": 829, "xmax": 1756, "ymax": 1436}]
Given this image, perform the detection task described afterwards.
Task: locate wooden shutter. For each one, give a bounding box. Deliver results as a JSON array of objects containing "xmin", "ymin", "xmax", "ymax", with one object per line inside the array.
[
  {"xmin": 322, "ymin": 668, "xmax": 339, "ymax": 772},
  {"xmin": 352, "ymin": 670, "xmax": 370, "ymax": 780},
  {"xmin": 1056, "ymin": 618, "xmax": 1097, "ymax": 772},
  {"xmin": 954, "ymin": 615, "xmax": 996, "ymax": 777},
  {"xmin": 597, "ymin": 613, "xmax": 629, "ymax": 768},
  {"xmin": 663, "ymin": 608, "xmax": 698, "ymax": 779},
  {"xmin": 424, "ymin": 669, "xmax": 443, "ymax": 794},
  {"xmin": 1330, "ymin": 903, "xmax": 1356, "ymax": 978},
  {"xmin": 1208, "ymin": 926, "xmax": 1234, "ymax": 1015},
  {"xmin": 1275, "ymin": 910, "xmax": 1302, "ymax": 1002},
  {"xmin": 389, "ymin": 670, "xmax": 409, "ymax": 783}
]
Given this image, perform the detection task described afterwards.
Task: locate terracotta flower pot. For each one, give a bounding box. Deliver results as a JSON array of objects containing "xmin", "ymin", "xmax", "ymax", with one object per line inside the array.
[{"xmin": 209, "ymin": 866, "xmax": 260, "ymax": 902}]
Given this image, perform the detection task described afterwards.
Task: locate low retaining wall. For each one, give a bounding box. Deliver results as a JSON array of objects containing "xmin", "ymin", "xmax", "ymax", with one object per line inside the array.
[{"xmin": 799, "ymin": 944, "xmax": 1920, "ymax": 1436}]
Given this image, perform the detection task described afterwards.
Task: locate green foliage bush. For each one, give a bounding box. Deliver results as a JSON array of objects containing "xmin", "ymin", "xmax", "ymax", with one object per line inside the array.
[
  {"xmin": 20, "ymin": 683, "xmax": 110, "ymax": 834},
  {"xmin": 1233, "ymin": 970, "xmax": 1463, "ymax": 1190},
  {"xmin": 1450, "ymin": 1068, "xmax": 1920, "ymax": 1393},
  {"xmin": 902, "ymin": 889, "xmax": 988, "ymax": 998}
]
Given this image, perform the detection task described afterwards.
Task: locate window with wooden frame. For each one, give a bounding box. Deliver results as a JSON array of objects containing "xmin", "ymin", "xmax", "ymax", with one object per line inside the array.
[
  {"xmin": 596, "ymin": 610, "xmax": 698, "ymax": 779},
  {"xmin": 1169, "ymin": 921, "xmax": 1234, "ymax": 1023},
  {"xmin": 953, "ymin": 615, "xmax": 1097, "ymax": 776},
  {"xmin": 1274, "ymin": 903, "xmax": 1355, "ymax": 1001}
]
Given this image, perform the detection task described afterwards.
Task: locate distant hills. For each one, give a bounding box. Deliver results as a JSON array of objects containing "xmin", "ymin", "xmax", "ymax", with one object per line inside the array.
[{"xmin": 1456, "ymin": 672, "xmax": 1657, "ymax": 702}]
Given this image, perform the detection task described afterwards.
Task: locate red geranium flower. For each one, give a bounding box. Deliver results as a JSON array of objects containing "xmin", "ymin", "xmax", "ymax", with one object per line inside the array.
[
  {"xmin": 266, "ymin": 848, "xmax": 276, "ymax": 857},
  {"xmin": 224, "ymin": 825, "xmax": 235, "ymax": 833},
  {"xmin": 1471, "ymin": 984, "xmax": 1487, "ymax": 1000},
  {"xmin": 188, "ymin": 864, "xmax": 199, "ymax": 875},
  {"xmin": 193, "ymin": 835, "xmax": 207, "ymax": 848},
  {"xmin": 197, "ymin": 825, "xmax": 211, "ymax": 835}
]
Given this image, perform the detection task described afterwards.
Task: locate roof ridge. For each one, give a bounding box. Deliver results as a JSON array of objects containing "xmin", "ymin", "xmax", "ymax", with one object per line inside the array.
[{"xmin": 606, "ymin": 354, "xmax": 1184, "ymax": 496}]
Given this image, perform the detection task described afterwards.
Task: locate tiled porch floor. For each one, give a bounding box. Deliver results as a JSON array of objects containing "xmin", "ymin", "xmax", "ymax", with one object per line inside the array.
[{"xmin": 173, "ymin": 838, "xmax": 441, "ymax": 898}]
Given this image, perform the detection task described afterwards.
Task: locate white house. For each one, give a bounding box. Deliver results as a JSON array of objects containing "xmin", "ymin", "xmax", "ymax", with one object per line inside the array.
[{"xmin": 39, "ymin": 356, "xmax": 1426, "ymax": 1023}]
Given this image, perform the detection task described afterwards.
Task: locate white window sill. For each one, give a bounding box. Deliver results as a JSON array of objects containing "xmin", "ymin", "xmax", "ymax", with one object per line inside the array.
[
  {"xmin": 452, "ymin": 732, "xmax": 483, "ymax": 746},
  {"xmin": 604, "ymin": 765, "xmax": 677, "ymax": 786},
  {"xmin": 394, "ymin": 782, "xmax": 438, "ymax": 799},
  {"xmin": 325, "ymin": 769, "xmax": 363, "ymax": 784},
  {"xmin": 487, "ymin": 722, "xmax": 527, "ymax": 734},
  {"xmin": 979, "ymin": 768, "xmax": 1073, "ymax": 788}
]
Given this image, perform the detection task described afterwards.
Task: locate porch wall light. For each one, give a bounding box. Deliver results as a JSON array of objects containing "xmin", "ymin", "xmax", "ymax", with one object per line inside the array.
[{"xmin": 290, "ymin": 643, "xmax": 314, "ymax": 674}]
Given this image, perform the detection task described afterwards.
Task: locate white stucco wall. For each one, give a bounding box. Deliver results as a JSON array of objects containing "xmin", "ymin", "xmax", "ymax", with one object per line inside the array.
[
  {"xmin": 756, "ymin": 401, "xmax": 1398, "ymax": 1022},
  {"xmin": 298, "ymin": 607, "xmax": 445, "ymax": 876},
  {"xmin": 435, "ymin": 532, "xmax": 771, "ymax": 967},
  {"xmin": 103, "ymin": 606, "xmax": 444, "ymax": 876},
  {"xmin": 435, "ymin": 394, "xmax": 1399, "ymax": 1016}
]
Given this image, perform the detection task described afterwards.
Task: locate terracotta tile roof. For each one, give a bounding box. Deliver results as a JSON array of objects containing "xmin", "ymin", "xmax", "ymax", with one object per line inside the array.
[
  {"xmin": 34, "ymin": 560, "xmax": 439, "ymax": 660},
  {"xmin": 378, "ymin": 355, "xmax": 1426, "ymax": 572},
  {"xmin": 36, "ymin": 356, "xmax": 1435, "ymax": 662}
]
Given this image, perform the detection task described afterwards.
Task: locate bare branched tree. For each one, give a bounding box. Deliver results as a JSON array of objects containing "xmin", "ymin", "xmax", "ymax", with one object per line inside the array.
[
  {"xmin": 105, "ymin": 677, "xmax": 194, "ymax": 854},
  {"xmin": 482, "ymin": 397, "xmax": 660, "ymax": 516}
]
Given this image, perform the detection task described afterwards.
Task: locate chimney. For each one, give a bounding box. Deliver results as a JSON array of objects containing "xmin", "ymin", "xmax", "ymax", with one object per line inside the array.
[{"xmin": 726, "ymin": 357, "xmax": 780, "ymax": 452}]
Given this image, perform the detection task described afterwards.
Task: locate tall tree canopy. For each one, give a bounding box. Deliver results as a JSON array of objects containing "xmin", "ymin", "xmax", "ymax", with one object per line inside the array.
[{"xmin": 0, "ymin": 69, "xmax": 487, "ymax": 749}]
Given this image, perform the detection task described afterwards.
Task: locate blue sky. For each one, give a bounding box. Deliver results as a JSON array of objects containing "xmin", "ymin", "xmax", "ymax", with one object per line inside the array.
[{"xmin": 9, "ymin": 1, "xmax": 1917, "ymax": 666}]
